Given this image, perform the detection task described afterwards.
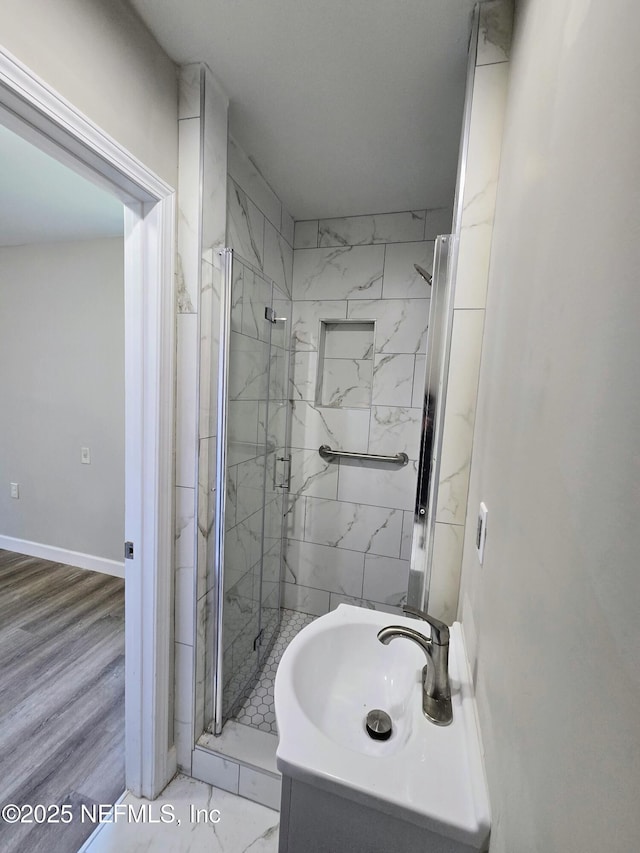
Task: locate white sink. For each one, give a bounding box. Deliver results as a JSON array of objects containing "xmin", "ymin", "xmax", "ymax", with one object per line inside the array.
[{"xmin": 275, "ymin": 604, "xmax": 490, "ymax": 851}]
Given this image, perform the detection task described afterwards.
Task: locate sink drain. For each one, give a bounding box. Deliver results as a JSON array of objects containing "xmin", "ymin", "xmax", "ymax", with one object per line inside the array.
[{"xmin": 365, "ymin": 709, "xmax": 392, "ymax": 741}]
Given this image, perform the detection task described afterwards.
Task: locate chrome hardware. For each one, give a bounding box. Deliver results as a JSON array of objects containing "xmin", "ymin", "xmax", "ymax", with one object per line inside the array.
[
  {"xmin": 275, "ymin": 455, "xmax": 291, "ymax": 490},
  {"xmin": 318, "ymin": 444, "xmax": 408, "ymax": 466},
  {"xmin": 264, "ymin": 306, "xmax": 287, "ymax": 324},
  {"xmin": 365, "ymin": 709, "xmax": 393, "ymax": 741},
  {"xmin": 377, "ymin": 612, "xmax": 452, "ymax": 726},
  {"xmin": 124, "ymin": 541, "xmax": 134, "ymax": 560},
  {"xmin": 402, "ymin": 605, "xmax": 449, "ymax": 646}
]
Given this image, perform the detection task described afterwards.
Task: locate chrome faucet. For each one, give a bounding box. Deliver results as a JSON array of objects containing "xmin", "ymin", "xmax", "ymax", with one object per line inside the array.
[{"xmin": 377, "ymin": 606, "xmax": 452, "ymax": 726}]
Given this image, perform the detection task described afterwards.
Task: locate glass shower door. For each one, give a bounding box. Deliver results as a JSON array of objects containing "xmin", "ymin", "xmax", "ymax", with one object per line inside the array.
[
  {"xmin": 211, "ymin": 249, "xmax": 291, "ymax": 733},
  {"xmin": 259, "ymin": 283, "xmax": 291, "ymax": 662}
]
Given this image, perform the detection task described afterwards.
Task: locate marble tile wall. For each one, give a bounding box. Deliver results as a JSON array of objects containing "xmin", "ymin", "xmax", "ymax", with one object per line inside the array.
[
  {"xmin": 174, "ymin": 63, "xmax": 229, "ymax": 775},
  {"xmin": 429, "ymin": 0, "xmax": 513, "ymax": 624},
  {"xmin": 227, "ymin": 135, "xmax": 294, "ymax": 298},
  {"xmin": 285, "ymin": 207, "xmax": 453, "ymax": 617}
]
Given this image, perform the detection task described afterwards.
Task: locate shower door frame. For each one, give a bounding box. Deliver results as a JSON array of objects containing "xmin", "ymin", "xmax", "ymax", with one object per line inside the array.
[{"xmin": 210, "ymin": 248, "xmax": 291, "ymax": 735}]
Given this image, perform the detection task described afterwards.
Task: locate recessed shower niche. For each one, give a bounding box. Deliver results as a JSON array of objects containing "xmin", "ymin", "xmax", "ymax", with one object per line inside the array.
[{"xmin": 315, "ymin": 319, "xmax": 375, "ymax": 408}]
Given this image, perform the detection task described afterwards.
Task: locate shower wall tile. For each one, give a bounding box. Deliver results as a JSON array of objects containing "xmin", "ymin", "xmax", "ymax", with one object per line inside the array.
[
  {"xmin": 178, "ymin": 63, "xmax": 201, "ymax": 120},
  {"xmin": 227, "ymin": 400, "xmax": 260, "ymax": 447},
  {"xmin": 227, "ymin": 179, "xmax": 264, "ymax": 270},
  {"xmin": 369, "ymin": 406, "xmax": 422, "ymax": 458},
  {"xmin": 318, "ymin": 211, "xmax": 426, "ymax": 248},
  {"xmin": 288, "ymin": 448, "xmax": 339, "ymax": 499},
  {"xmin": 476, "ymin": 0, "xmax": 513, "ymax": 66},
  {"xmin": 454, "ymin": 61, "xmax": 509, "ymax": 310},
  {"xmin": 235, "ymin": 456, "xmax": 266, "ymax": 525},
  {"xmin": 290, "ymin": 400, "xmax": 370, "ymax": 451},
  {"xmin": 281, "ymin": 208, "xmax": 295, "ymax": 247},
  {"xmin": 348, "ymin": 298, "xmax": 430, "ymax": 354},
  {"xmin": 228, "ymin": 135, "xmax": 282, "ymax": 230},
  {"xmin": 258, "ymin": 399, "xmax": 288, "ymax": 449},
  {"xmin": 424, "ymin": 207, "xmax": 454, "ymax": 240},
  {"xmin": 303, "ymin": 497, "xmax": 403, "ymax": 558},
  {"xmin": 224, "ymin": 510, "xmax": 263, "ymax": 591},
  {"xmin": 323, "ymin": 323, "xmax": 374, "ymax": 360},
  {"xmin": 174, "ymin": 641, "xmax": 195, "ymax": 739},
  {"xmin": 428, "ymin": 522, "xmax": 464, "ymax": 625},
  {"xmin": 320, "ymin": 358, "xmax": 372, "ymax": 408},
  {"xmin": 294, "ymin": 220, "xmax": 319, "ymax": 249},
  {"xmin": 177, "ymin": 118, "xmax": 200, "ymax": 313},
  {"xmin": 227, "ymin": 334, "xmax": 270, "ymax": 402},
  {"xmin": 382, "ymin": 241, "xmax": 435, "ymax": 299},
  {"xmin": 201, "ymin": 69, "xmax": 229, "ymax": 253},
  {"xmin": 291, "ymin": 299, "xmax": 347, "ymax": 351},
  {"xmin": 293, "ymin": 245, "xmax": 384, "ymax": 301},
  {"xmin": 284, "ymin": 494, "xmax": 306, "ymax": 540},
  {"xmin": 329, "ymin": 593, "xmax": 403, "ymax": 616},
  {"xmin": 176, "ymin": 486, "xmax": 197, "ymax": 571},
  {"xmin": 264, "ymin": 219, "xmax": 293, "ymax": 298},
  {"xmin": 372, "ymin": 353, "xmax": 415, "ymax": 407},
  {"xmin": 176, "ymin": 313, "xmax": 198, "ymax": 488},
  {"xmin": 362, "ymin": 554, "xmax": 410, "ymax": 608},
  {"xmin": 436, "ymin": 309, "xmax": 485, "ymax": 526},
  {"xmin": 290, "ymin": 351, "xmax": 319, "ymax": 402},
  {"xmin": 282, "ymin": 581, "xmax": 330, "ymax": 617},
  {"xmin": 337, "ymin": 458, "xmax": 419, "ymax": 512},
  {"xmin": 175, "ymin": 565, "xmax": 195, "ymax": 647},
  {"xmin": 284, "ymin": 539, "xmax": 365, "ymax": 598},
  {"xmin": 286, "ymin": 208, "xmax": 437, "ymax": 619}
]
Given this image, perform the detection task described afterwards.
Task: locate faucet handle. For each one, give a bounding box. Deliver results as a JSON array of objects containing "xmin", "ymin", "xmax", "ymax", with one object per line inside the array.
[{"xmin": 402, "ymin": 605, "xmax": 449, "ymax": 645}]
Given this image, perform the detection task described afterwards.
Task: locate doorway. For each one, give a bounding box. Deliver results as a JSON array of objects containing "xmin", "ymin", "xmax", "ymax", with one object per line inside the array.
[
  {"xmin": 0, "ymin": 46, "xmax": 176, "ymax": 808},
  {"xmin": 0, "ymin": 117, "xmax": 127, "ymax": 851}
]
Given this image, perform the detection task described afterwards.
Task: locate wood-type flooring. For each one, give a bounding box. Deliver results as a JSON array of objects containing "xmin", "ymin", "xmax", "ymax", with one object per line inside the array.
[{"xmin": 0, "ymin": 549, "xmax": 125, "ymax": 853}]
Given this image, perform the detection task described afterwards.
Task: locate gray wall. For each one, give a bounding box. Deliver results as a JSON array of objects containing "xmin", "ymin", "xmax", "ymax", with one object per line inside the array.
[
  {"xmin": 0, "ymin": 0, "xmax": 178, "ymax": 186},
  {"xmin": 458, "ymin": 0, "xmax": 640, "ymax": 849},
  {"xmin": 0, "ymin": 238, "xmax": 124, "ymax": 562}
]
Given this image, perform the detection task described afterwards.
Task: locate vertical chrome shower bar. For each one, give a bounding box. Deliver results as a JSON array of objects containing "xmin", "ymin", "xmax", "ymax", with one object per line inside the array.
[{"xmin": 212, "ymin": 247, "xmax": 233, "ymax": 735}]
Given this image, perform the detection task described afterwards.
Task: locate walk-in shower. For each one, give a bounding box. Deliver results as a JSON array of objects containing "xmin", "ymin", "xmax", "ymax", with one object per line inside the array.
[{"xmin": 204, "ymin": 248, "xmax": 292, "ymax": 736}]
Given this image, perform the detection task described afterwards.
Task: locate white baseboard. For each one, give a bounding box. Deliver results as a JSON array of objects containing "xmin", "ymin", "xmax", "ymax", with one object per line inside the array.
[{"xmin": 0, "ymin": 535, "xmax": 125, "ymax": 579}]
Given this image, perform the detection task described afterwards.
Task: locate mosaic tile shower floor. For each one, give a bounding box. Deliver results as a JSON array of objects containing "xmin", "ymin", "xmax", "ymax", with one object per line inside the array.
[{"xmin": 233, "ymin": 608, "xmax": 315, "ymax": 734}]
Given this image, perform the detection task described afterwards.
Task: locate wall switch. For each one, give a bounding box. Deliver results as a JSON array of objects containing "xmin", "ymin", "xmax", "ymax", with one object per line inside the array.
[
  {"xmin": 10, "ymin": 482, "xmax": 19, "ymax": 499},
  {"xmin": 476, "ymin": 502, "xmax": 488, "ymax": 565},
  {"xmin": 81, "ymin": 447, "xmax": 91, "ymax": 465}
]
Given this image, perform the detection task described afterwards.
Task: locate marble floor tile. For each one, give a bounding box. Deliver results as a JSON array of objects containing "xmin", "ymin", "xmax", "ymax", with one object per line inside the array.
[{"xmin": 80, "ymin": 774, "xmax": 279, "ymax": 853}]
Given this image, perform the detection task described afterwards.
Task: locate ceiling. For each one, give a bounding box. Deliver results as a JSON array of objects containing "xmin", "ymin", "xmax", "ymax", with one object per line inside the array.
[
  {"xmin": 129, "ymin": 0, "xmax": 476, "ymax": 219},
  {"xmin": 0, "ymin": 124, "xmax": 124, "ymax": 247}
]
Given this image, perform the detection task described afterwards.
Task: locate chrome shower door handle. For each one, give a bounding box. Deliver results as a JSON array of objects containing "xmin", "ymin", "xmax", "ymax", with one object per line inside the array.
[{"xmin": 276, "ymin": 455, "xmax": 291, "ymax": 490}]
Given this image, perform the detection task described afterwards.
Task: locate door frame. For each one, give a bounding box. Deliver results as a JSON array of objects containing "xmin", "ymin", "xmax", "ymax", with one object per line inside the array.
[{"xmin": 0, "ymin": 46, "xmax": 176, "ymax": 798}]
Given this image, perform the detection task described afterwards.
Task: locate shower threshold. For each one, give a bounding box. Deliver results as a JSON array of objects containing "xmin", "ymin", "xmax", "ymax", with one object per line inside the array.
[{"xmin": 192, "ymin": 609, "xmax": 315, "ymax": 811}]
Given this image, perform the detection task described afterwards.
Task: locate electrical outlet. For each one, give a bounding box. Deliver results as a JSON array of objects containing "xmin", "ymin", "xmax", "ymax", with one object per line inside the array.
[
  {"xmin": 81, "ymin": 447, "xmax": 91, "ymax": 465},
  {"xmin": 476, "ymin": 502, "xmax": 488, "ymax": 565},
  {"xmin": 10, "ymin": 482, "xmax": 19, "ymax": 499}
]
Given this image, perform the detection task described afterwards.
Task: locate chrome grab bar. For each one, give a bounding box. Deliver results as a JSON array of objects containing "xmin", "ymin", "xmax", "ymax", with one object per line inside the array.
[{"xmin": 318, "ymin": 444, "xmax": 409, "ymax": 466}]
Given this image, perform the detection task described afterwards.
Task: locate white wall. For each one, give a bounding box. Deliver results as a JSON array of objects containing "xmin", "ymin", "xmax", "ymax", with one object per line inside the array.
[
  {"xmin": 0, "ymin": 0, "xmax": 178, "ymax": 186},
  {"xmin": 459, "ymin": 0, "xmax": 640, "ymax": 850},
  {"xmin": 0, "ymin": 238, "xmax": 124, "ymax": 563}
]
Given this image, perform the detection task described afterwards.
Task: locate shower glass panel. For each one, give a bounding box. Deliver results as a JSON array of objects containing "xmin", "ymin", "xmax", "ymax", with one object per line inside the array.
[{"xmin": 210, "ymin": 248, "xmax": 291, "ymax": 734}]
